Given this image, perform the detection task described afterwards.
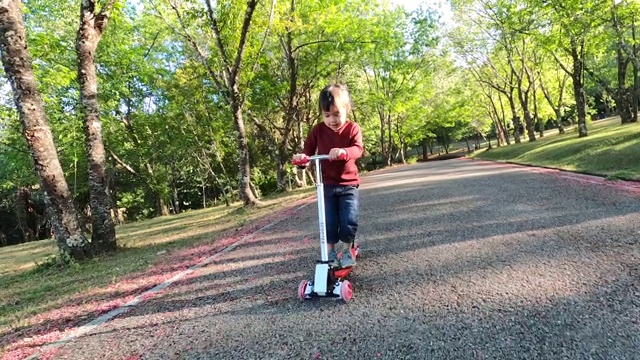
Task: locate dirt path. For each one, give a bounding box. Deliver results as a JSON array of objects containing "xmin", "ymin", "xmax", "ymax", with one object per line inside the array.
[{"xmin": 17, "ymin": 159, "xmax": 640, "ymax": 359}]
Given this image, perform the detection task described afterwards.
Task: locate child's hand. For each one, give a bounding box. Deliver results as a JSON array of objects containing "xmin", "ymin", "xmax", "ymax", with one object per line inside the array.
[{"xmin": 329, "ymin": 148, "xmax": 347, "ymax": 160}]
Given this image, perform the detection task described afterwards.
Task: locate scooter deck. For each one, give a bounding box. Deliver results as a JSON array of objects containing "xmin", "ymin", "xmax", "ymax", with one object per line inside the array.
[{"xmin": 332, "ymin": 245, "xmax": 359, "ymax": 279}]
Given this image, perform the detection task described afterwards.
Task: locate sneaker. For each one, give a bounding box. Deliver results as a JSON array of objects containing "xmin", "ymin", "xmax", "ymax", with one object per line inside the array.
[
  {"xmin": 328, "ymin": 249, "xmax": 340, "ymax": 268},
  {"xmin": 339, "ymin": 248, "xmax": 356, "ymax": 268}
]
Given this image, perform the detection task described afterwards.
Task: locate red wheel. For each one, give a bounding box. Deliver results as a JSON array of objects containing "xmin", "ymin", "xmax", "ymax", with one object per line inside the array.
[
  {"xmin": 339, "ymin": 280, "xmax": 353, "ymax": 302},
  {"xmin": 298, "ymin": 280, "xmax": 309, "ymax": 301}
]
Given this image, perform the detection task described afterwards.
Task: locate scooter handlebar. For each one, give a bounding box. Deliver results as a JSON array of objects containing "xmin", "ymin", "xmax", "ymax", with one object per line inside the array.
[{"xmin": 291, "ymin": 153, "xmax": 347, "ymax": 166}]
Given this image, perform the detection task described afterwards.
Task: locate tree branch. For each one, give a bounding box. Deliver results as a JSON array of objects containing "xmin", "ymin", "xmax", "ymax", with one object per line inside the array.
[
  {"xmin": 550, "ymin": 50, "xmax": 574, "ymax": 77},
  {"xmin": 250, "ymin": 0, "xmax": 276, "ymax": 75},
  {"xmin": 584, "ymin": 64, "xmax": 613, "ymax": 93},
  {"xmin": 231, "ymin": 0, "xmax": 259, "ymax": 78},
  {"xmin": 95, "ymin": 0, "xmax": 118, "ymax": 34},
  {"xmin": 160, "ymin": 0, "xmax": 226, "ymax": 92},
  {"xmin": 107, "ymin": 148, "xmax": 138, "ymax": 175},
  {"xmin": 143, "ymin": 31, "xmax": 160, "ymax": 59},
  {"xmin": 205, "ymin": 0, "xmax": 232, "ymax": 76}
]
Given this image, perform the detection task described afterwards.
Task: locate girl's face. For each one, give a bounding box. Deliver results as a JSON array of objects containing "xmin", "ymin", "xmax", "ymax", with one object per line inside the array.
[{"xmin": 322, "ymin": 104, "xmax": 347, "ymax": 132}]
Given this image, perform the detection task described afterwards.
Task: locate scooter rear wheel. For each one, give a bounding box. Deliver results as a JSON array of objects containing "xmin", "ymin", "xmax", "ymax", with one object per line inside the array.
[{"xmin": 298, "ymin": 280, "xmax": 309, "ymax": 301}]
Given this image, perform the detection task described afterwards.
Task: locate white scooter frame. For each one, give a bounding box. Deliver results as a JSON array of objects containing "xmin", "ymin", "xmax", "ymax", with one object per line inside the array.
[{"xmin": 293, "ymin": 154, "xmax": 359, "ymax": 302}]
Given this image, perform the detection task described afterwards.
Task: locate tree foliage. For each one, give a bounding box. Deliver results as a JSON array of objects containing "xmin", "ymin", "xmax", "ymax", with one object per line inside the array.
[{"xmin": 8, "ymin": 0, "xmax": 630, "ymax": 254}]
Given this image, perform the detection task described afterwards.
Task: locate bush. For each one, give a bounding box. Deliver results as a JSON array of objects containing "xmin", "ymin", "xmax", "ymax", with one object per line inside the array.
[{"xmin": 405, "ymin": 155, "xmax": 419, "ymax": 164}]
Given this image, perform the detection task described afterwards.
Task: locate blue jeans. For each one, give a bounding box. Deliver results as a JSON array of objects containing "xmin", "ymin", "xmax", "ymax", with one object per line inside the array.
[{"xmin": 323, "ymin": 185, "xmax": 359, "ymax": 245}]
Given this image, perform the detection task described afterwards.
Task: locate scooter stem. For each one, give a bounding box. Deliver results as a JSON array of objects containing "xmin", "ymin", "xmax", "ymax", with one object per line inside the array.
[
  {"xmin": 292, "ymin": 153, "xmax": 345, "ymax": 263},
  {"xmin": 313, "ymin": 156, "xmax": 328, "ymax": 262}
]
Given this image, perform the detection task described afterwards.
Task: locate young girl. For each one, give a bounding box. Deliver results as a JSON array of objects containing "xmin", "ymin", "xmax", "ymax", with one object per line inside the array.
[{"xmin": 292, "ymin": 83, "xmax": 364, "ymax": 268}]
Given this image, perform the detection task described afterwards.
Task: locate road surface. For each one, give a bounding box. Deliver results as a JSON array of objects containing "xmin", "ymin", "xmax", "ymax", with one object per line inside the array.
[{"xmin": 26, "ymin": 159, "xmax": 640, "ymax": 359}]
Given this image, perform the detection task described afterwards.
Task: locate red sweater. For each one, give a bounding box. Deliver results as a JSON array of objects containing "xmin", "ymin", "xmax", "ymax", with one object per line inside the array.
[{"xmin": 302, "ymin": 121, "xmax": 364, "ymax": 185}]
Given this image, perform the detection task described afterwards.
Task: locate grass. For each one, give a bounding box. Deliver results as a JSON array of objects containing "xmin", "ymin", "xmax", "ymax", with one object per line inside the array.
[
  {"xmin": 469, "ymin": 117, "xmax": 640, "ymax": 181},
  {"xmin": 0, "ymin": 186, "xmax": 315, "ymax": 351}
]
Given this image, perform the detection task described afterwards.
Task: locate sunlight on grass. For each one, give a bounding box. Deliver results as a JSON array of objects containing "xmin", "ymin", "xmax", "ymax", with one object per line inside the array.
[
  {"xmin": 472, "ymin": 117, "xmax": 640, "ymax": 180},
  {"xmin": 0, "ymin": 241, "xmax": 58, "ymax": 277}
]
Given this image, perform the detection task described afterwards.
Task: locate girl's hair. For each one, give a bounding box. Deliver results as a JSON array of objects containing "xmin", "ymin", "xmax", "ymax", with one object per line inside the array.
[{"xmin": 319, "ymin": 83, "xmax": 351, "ymax": 114}]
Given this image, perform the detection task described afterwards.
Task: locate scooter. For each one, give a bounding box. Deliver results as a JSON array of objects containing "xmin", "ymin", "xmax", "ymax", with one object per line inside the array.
[{"xmin": 292, "ymin": 153, "xmax": 360, "ymax": 303}]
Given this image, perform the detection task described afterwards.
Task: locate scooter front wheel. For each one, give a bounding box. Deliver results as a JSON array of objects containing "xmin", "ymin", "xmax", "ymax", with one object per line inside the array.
[{"xmin": 339, "ymin": 280, "xmax": 353, "ymax": 302}]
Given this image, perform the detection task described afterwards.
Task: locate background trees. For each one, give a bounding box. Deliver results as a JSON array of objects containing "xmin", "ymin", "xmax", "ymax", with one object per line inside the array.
[{"xmin": 0, "ymin": 0, "xmax": 635, "ymax": 259}]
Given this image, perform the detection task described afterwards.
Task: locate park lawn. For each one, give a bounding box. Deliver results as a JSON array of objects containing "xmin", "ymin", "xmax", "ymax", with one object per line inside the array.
[
  {"xmin": 0, "ymin": 187, "xmax": 314, "ymax": 349},
  {"xmin": 470, "ymin": 117, "xmax": 640, "ymax": 180}
]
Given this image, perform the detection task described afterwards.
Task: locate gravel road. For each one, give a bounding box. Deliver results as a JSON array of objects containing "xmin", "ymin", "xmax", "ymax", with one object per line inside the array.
[{"xmin": 25, "ymin": 159, "xmax": 640, "ymax": 359}]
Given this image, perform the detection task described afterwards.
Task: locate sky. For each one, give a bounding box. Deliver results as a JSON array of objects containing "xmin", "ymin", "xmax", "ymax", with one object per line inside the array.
[{"xmin": 390, "ymin": 0, "xmax": 454, "ymax": 27}]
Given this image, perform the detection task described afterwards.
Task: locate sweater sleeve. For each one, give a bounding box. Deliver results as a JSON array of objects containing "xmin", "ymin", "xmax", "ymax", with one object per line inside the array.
[
  {"xmin": 301, "ymin": 124, "xmax": 317, "ymax": 156},
  {"xmin": 344, "ymin": 123, "xmax": 364, "ymax": 160}
]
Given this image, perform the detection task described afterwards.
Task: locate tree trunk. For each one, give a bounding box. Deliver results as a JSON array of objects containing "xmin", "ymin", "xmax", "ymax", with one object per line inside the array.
[
  {"xmin": 15, "ymin": 187, "xmax": 35, "ymax": 243},
  {"xmin": 634, "ymin": 61, "xmax": 639, "ymax": 122},
  {"xmin": 378, "ymin": 109, "xmax": 386, "ymax": 164},
  {"xmin": 276, "ymin": 153, "xmax": 288, "ymax": 192},
  {"xmin": 171, "ymin": 177, "xmax": 180, "ymax": 214},
  {"xmin": 205, "ymin": 0, "xmax": 259, "ymax": 206},
  {"xmin": 522, "ymin": 108, "xmax": 536, "ymax": 142},
  {"xmin": 76, "ymin": 0, "xmax": 117, "ymax": 253},
  {"xmin": 108, "ymin": 160, "xmax": 122, "ymax": 225},
  {"xmin": 507, "ymin": 95, "xmax": 522, "ymax": 143},
  {"xmin": 612, "ymin": 2, "xmax": 638, "ymax": 123},
  {"xmin": 422, "ymin": 138, "xmax": 428, "ymax": 160},
  {"xmin": 613, "ymin": 6, "xmax": 632, "ymax": 124},
  {"xmin": 632, "ymin": 16, "xmax": 639, "ymax": 122},
  {"xmin": 230, "ymin": 83, "xmax": 259, "ymax": 206},
  {"xmin": 157, "ymin": 195, "xmax": 169, "ymax": 216},
  {"xmin": 570, "ymin": 37, "xmax": 588, "ymax": 137},
  {"xmin": 532, "ymin": 83, "xmax": 543, "ymax": 138},
  {"xmin": 492, "ymin": 118, "xmax": 502, "ymax": 147},
  {"xmin": 512, "ymin": 54, "xmax": 536, "ymax": 142},
  {"xmin": 386, "ymin": 114, "xmax": 393, "ymax": 166},
  {"xmin": 0, "ymin": 0, "xmax": 91, "ymax": 260},
  {"xmin": 617, "ymin": 50, "xmax": 632, "ymax": 124},
  {"xmin": 555, "ymin": 109, "xmax": 565, "ymax": 134},
  {"xmin": 488, "ymin": 94, "xmax": 506, "ymax": 145},
  {"xmin": 295, "ymin": 117, "xmax": 306, "ymax": 188},
  {"xmin": 498, "ymin": 95, "xmax": 511, "ymax": 145},
  {"xmin": 277, "ymin": 5, "xmax": 298, "ymax": 192}
]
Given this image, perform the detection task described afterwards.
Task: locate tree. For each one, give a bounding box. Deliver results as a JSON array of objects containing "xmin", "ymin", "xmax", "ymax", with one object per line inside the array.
[
  {"xmin": 360, "ymin": 5, "xmax": 440, "ymax": 165},
  {"xmin": 162, "ymin": 0, "xmax": 263, "ymax": 206},
  {"xmin": 247, "ymin": 0, "xmax": 380, "ymax": 190},
  {"xmin": 76, "ymin": 0, "xmax": 118, "ymax": 252},
  {"xmin": 448, "ymin": 4, "xmax": 524, "ymax": 143},
  {"xmin": 610, "ymin": 0, "xmax": 639, "ymax": 123},
  {"xmin": 479, "ymin": 0, "xmax": 538, "ymax": 142},
  {"xmin": 537, "ymin": 53, "xmax": 570, "ymax": 134},
  {"xmin": 534, "ymin": 0, "xmax": 610, "ymax": 137},
  {"xmin": 0, "ymin": 0, "xmax": 91, "ymax": 260}
]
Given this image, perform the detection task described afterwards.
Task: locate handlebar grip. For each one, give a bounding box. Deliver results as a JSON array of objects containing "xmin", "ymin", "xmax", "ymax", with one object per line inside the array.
[
  {"xmin": 292, "ymin": 152, "xmax": 346, "ymax": 165},
  {"xmin": 292, "ymin": 155, "xmax": 309, "ymax": 166}
]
